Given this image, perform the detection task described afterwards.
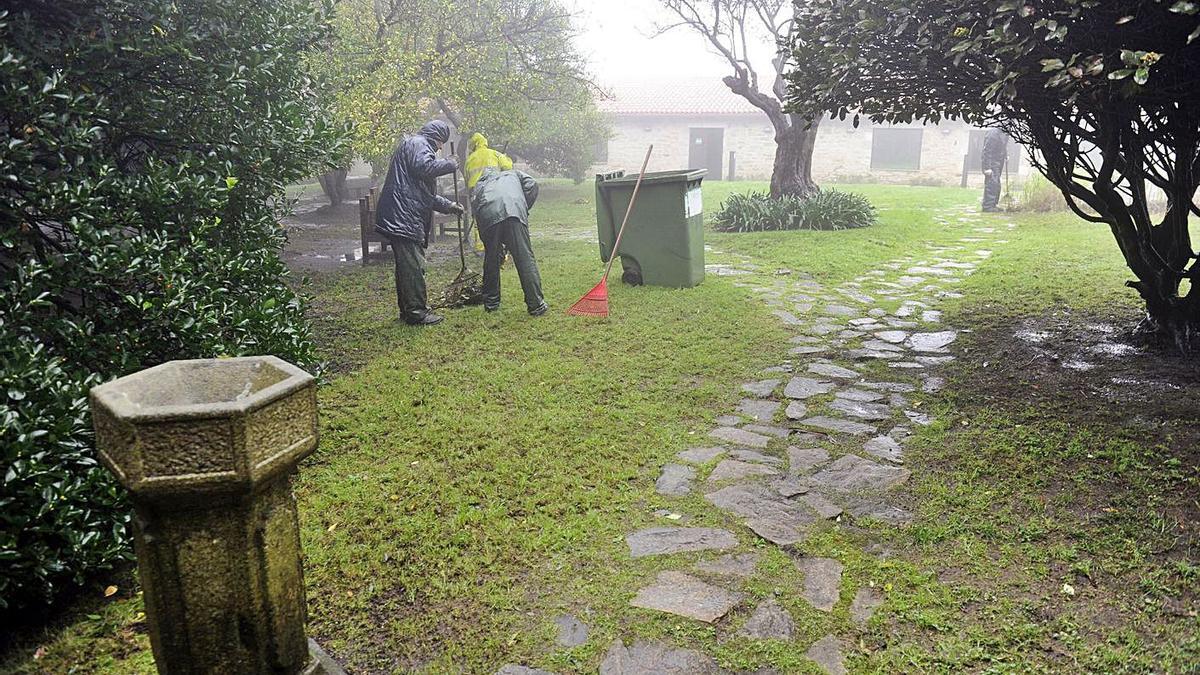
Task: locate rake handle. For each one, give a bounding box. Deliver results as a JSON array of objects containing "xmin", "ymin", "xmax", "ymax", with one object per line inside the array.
[
  {"xmin": 450, "ymin": 141, "xmax": 466, "ymax": 272},
  {"xmin": 604, "ymin": 145, "xmax": 654, "ymax": 283}
]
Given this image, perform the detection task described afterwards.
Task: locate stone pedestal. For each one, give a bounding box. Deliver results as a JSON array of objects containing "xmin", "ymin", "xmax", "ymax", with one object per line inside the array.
[{"xmin": 90, "ymin": 356, "xmax": 340, "ymax": 675}]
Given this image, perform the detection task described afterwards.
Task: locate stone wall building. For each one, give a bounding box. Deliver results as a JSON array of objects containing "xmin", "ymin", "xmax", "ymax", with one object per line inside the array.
[{"xmin": 596, "ymin": 79, "xmax": 1030, "ymax": 187}]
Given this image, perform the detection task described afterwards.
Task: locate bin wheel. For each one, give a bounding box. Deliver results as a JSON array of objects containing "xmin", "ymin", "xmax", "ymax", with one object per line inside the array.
[{"xmin": 621, "ymin": 267, "xmax": 643, "ymax": 286}]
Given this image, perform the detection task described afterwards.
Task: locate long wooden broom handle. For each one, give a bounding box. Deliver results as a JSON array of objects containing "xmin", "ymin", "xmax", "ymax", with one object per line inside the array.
[{"xmin": 603, "ymin": 145, "xmax": 654, "ymax": 282}]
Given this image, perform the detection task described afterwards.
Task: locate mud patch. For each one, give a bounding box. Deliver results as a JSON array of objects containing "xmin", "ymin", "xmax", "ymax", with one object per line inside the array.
[{"xmin": 978, "ymin": 311, "xmax": 1199, "ymax": 410}]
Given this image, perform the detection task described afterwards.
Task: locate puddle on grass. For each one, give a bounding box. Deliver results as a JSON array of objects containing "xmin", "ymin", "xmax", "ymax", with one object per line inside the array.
[{"xmin": 1089, "ymin": 342, "xmax": 1141, "ymax": 358}]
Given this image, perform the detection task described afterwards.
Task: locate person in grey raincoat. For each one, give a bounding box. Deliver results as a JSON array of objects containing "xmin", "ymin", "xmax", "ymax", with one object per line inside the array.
[
  {"xmin": 981, "ymin": 128, "xmax": 1009, "ymax": 213},
  {"xmin": 471, "ymin": 167, "xmax": 547, "ymax": 315},
  {"xmin": 375, "ymin": 120, "xmax": 464, "ymax": 325}
]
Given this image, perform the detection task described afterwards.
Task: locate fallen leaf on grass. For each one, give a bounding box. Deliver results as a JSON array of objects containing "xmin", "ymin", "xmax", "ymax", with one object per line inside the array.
[{"xmin": 104, "ymin": 585, "xmax": 118, "ymax": 597}]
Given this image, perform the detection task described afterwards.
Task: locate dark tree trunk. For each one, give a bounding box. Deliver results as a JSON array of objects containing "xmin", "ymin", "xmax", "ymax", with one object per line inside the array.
[
  {"xmin": 770, "ymin": 117, "xmax": 820, "ymax": 199},
  {"xmin": 722, "ymin": 75, "xmax": 820, "ymax": 200},
  {"xmin": 1023, "ymin": 110, "xmax": 1199, "ymax": 351},
  {"xmin": 1123, "ymin": 202, "xmax": 1200, "ymax": 349},
  {"xmin": 317, "ymin": 168, "xmax": 348, "ymax": 206}
]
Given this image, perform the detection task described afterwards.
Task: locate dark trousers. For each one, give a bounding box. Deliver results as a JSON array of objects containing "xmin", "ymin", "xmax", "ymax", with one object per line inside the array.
[
  {"xmin": 982, "ymin": 168, "xmax": 1003, "ymax": 211},
  {"xmin": 482, "ymin": 217, "xmax": 544, "ymax": 312},
  {"xmin": 388, "ymin": 235, "xmax": 429, "ymax": 322}
]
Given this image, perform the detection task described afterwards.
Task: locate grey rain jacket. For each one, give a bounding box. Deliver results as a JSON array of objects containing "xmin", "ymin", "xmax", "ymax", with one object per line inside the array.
[
  {"xmin": 981, "ymin": 128, "xmax": 1009, "ymax": 172},
  {"xmin": 470, "ymin": 167, "xmax": 539, "ymax": 231},
  {"xmin": 375, "ymin": 120, "xmax": 458, "ymax": 245}
]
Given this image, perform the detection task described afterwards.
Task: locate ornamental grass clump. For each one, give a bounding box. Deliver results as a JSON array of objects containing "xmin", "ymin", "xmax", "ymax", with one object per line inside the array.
[{"xmin": 712, "ymin": 190, "xmax": 876, "ymax": 233}]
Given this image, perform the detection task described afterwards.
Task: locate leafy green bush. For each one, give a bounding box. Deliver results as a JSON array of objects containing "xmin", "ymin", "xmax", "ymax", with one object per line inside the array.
[
  {"xmin": 0, "ymin": 1, "xmax": 346, "ymax": 612},
  {"xmin": 712, "ymin": 190, "xmax": 877, "ymax": 233}
]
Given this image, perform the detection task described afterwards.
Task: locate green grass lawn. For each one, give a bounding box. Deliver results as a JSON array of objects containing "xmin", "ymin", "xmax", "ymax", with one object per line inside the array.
[{"xmin": 4, "ymin": 180, "xmax": 1196, "ymax": 673}]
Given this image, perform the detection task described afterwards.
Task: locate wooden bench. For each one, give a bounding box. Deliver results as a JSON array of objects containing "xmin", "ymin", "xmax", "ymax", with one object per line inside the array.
[
  {"xmin": 358, "ymin": 186, "xmax": 470, "ymax": 266},
  {"xmin": 358, "ymin": 187, "xmax": 390, "ymax": 266}
]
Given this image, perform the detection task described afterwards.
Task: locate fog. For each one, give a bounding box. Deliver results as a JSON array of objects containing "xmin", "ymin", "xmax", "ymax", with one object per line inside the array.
[{"xmin": 569, "ymin": 0, "xmax": 778, "ymax": 87}]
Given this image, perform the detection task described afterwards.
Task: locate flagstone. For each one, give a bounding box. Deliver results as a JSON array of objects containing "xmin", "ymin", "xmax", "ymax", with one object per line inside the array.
[
  {"xmin": 728, "ymin": 448, "xmax": 785, "ymax": 466},
  {"xmin": 708, "ymin": 459, "xmax": 779, "ymax": 483},
  {"xmin": 677, "ymin": 446, "xmax": 724, "ymax": 464},
  {"xmin": 850, "ymin": 587, "xmax": 885, "ymax": 625},
  {"xmin": 656, "ymin": 464, "xmax": 696, "ymax": 496},
  {"xmin": 710, "ymin": 426, "xmax": 771, "ymax": 448},
  {"xmin": 848, "ymin": 501, "xmax": 914, "ymax": 525},
  {"xmin": 863, "ymin": 436, "xmax": 904, "ymax": 464},
  {"xmin": 744, "ymin": 424, "xmax": 792, "ymax": 439},
  {"xmin": 772, "ymin": 310, "xmax": 805, "ymax": 326},
  {"xmin": 742, "ymin": 379, "xmax": 782, "ymax": 397},
  {"xmin": 801, "ymin": 493, "xmax": 843, "ymax": 519},
  {"xmin": 555, "ymin": 615, "xmax": 589, "ymax": 647},
  {"xmin": 785, "ymin": 401, "xmax": 809, "ymax": 420},
  {"xmin": 828, "ymin": 398, "xmax": 892, "ymax": 421},
  {"xmin": 862, "ymin": 339, "xmax": 905, "ymax": 352},
  {"xmin": 806, "ymin": 635, "xmax": 847, "ymax": 675},
  {"xmin": 739, "ymin": 599, "xmax": 795, "ymax": 640},
  {"xmin": 705, "ymin": 484, "xmax": 817, "ymax": 546},
  {"xmin": 784, "ymin": 376, "xmax": 836, "ymax": 399},
  {"xmin": 807, "ymin": 363, "xmax": 860, "ymax": 379},
  {"xmin": 787, "ymin": 446, "xmax": 831, "ymax": 472},
  {"xmin": 799, "ymin": 416, "xmax": 878, "ymax": 436},
  {"xmin": 810, "ymin": 454, "xmax": 911, "ymax": 492},
  {"xmin": 737, "ymin": 398, "xmax": 781, "ymax": 422},
  {"xmin": 860, "ymin": 381, "xmax": 916, "ymax": 393},
  {"xmin": 626, "ymin": 527, "xmax": 738, "ymax": 558},
  {"xmin": 835, "ymin": 388, "xmax": 886, "ymax": 403},
  {"xmin": 629, "ymin": 572, "xmax": 743, "ymax": 623},
  {"xmin": 694, "ymin": 552, "xmax": 761, "ymax": 578},
  {"xmin": 795, "ymin": 557, "xmax": 843, "ymax": 612}
]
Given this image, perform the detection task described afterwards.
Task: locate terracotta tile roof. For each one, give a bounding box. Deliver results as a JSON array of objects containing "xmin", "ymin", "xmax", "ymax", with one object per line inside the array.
[{"xmin": 598, "ymin": 78, "xmax": 762, "ymax": 116}]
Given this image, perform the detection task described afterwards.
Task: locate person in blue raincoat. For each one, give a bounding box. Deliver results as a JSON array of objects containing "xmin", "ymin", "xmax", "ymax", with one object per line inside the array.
[{"xmin": 375, "ymin": 120, "xmax": 464, "ymax": 326}]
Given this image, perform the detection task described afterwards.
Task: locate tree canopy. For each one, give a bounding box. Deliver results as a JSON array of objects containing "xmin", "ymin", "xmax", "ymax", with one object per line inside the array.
[
  {"xmin": 0, "ymin": 0, "xmax": 345, "ymax": 611},
  {"xmin": 656, "ymin": 0, "xmax": 820, "ymax": 198},
  {"xmin": 314, "ymin": 0, "xmax": 607, "ymax": 178},
  {"xmin": 787, "ymin": 0, "xmax": 1200, "ymax": 344}
]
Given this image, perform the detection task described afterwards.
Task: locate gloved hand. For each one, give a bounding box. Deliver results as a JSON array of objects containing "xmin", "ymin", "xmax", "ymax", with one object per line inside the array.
[
  {"xmin": 984, "ymin": 169, "xmax": 994, "ymax": 177},
  {"xmin": 449, "ymin": 203, "xmax": 465, "ymax": 216}
]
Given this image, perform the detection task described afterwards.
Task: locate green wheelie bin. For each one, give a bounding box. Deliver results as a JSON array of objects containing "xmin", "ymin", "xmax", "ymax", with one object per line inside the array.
[{"xmin": 595, "ymin": 168, "xmax": 707, "ymax": 288}]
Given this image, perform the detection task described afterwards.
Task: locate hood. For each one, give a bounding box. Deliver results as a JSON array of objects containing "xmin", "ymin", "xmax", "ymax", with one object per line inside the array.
[
  {"xmin": 419, "ymin": 120, "xmax": 451, "ymax": 144},
  {"xmin": 468, "ymin": 133, "xmax": 489, "ymax": 153},
  {"xmin": 475, "ymin": 166, "xmax": 501, "ymax": 185}
]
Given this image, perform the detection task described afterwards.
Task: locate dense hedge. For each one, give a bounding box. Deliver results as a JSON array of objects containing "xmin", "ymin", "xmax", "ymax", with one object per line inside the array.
[
  {"xmin": 713, "ymin": 190, "xmax": 877, "ymax": 233},
  {"xmin": 0, "ymin": 1, "xmax": 347, "ymax": 612}
]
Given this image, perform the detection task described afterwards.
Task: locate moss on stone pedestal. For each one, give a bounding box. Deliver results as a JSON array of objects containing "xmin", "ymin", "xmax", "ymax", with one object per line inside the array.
[{"xmin": 90, "ymin": 356, "xmax": 340, "ymax": 675}]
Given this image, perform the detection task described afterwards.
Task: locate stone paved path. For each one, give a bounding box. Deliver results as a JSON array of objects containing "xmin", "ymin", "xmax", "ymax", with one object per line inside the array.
[{"xmin": 499, "ymin": 208, "xmax": 1014, "ymax": 674}]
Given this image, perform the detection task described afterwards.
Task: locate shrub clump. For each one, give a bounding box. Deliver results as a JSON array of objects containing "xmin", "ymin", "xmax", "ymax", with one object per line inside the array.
[
  {"xmin": 0, "ymin": 1, "xmax": 346, "ymax": 613},
  {"xmin": 1013, "ymin": 174, "xmax": 1070, "ymax": 212},
  {"xmin": 713, "ymin": 190, "xmax": 877, "ymax": 233}
]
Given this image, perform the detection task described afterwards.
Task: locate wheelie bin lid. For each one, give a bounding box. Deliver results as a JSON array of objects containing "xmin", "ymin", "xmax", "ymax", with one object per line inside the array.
[{"xmin": 596, "ymin": 169, "xmax": 708, "ymax": 186}]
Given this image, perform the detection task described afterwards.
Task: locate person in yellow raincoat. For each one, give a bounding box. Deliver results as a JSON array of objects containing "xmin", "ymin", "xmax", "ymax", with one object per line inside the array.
[
  {"xmin": 465, "ymin": 133, "xmax": 514, "ymax": 253},
  {"xmin": 465, "ymin": 133, "xmax": 513, "ymax": 188}
]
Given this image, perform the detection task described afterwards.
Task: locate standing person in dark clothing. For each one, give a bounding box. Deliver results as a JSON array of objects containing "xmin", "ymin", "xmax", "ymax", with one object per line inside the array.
[
  {"xmin": 375, "ymin": 120, "xmax": 464, "ymax": 326},
  {"xmin": 981, "ymin": 128, "xmax": 1009, "ymax": 213},
  {"xmin": 471, "ymin": 167, "xmax": 547, "ymax": 316}
]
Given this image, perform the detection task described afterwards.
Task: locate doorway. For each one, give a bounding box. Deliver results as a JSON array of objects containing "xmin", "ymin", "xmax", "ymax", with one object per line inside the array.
[{"xmin": 688, "ymin": 128, "xmax": 724, "ymax": 180}]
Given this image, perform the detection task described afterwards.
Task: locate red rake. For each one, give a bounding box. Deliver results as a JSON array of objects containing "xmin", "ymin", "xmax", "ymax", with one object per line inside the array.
[{"xmin": 567, "ymin": 144, "xmax": 654, "ymax": 318}]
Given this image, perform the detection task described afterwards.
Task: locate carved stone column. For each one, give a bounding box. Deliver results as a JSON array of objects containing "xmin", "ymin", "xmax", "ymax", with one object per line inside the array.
[{"xmin": 90, "ymin": 356, "xmax": 340, "ymax": 674}]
